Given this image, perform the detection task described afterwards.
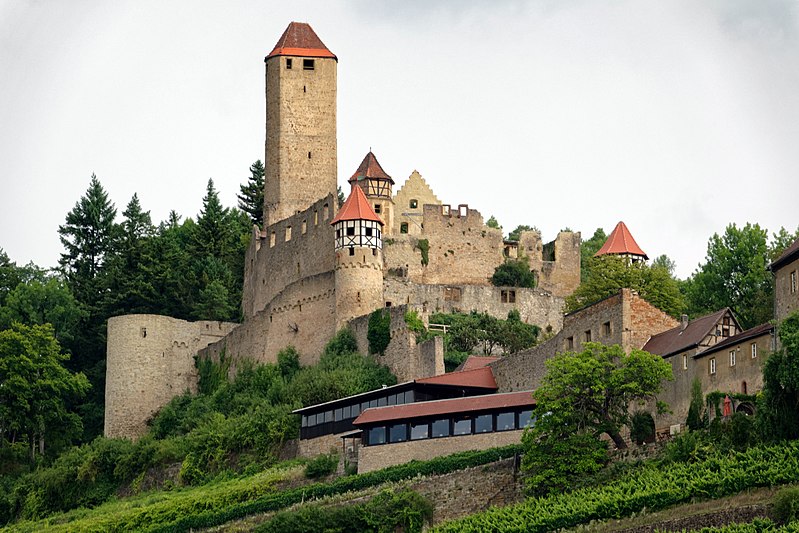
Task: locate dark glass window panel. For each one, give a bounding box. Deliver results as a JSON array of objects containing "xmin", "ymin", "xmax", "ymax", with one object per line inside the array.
[
  {"xmin": 347, "ymin": 226, "xmax": 355, "ymax": 236},
  {"xmin": 343, "ymin": 405, "xmax": 351, "ymax": 419},
  {"xmin": 519, "ymin": 410, "xmax": 534, "ymax": 428},
  {"xmin": 453, "ymin": 417, "xmax": 472, "ymax": 436},
  {"xmin": 432, "ymin": 418, "xmax": 450, "ymax": 438},
  {"xmin": 496, "ymin": 412, "xmax": 515, "ymax": 431},
  {"xmin": 475, "ymin": 414, "xmax": 492, "ymax": 433},
  {"xmin": 368, "ymin": 426, "xmax": 386, "ymax": 445},
  {"xmin": 351, "ymin": 403, "xmax": 361, "ymax": 417},
  {"xmin": 410, "ymin": 422, "xmax": 429, "ymax": 440},
  {"xmin": 324, "ymin": 411, "xmax": 333, "ymax": 423},
  {"xmin": 405, "ymin": 391, "xmax": 414, "ymax": 403},
  {"xmin": 369, "ymin": 399, "xmax": 378, "ymax": 408},
  {"xmin": 377, "ymin": 396, "xmax": 387, "ymax": 407},
  {"xmin": 389, "ymin": 423, "xmax": 408, "ymax": 443},
  {"xmin": 301, "ymin": 415, "xmax": 308, "ymax": 428},
  {"xmin": 387, "ymin": 394, "xmax": 396, "ymax": 406},
  {"xmin": 334, "ymin": 408, "xmax": 342, "ymax": 421}
]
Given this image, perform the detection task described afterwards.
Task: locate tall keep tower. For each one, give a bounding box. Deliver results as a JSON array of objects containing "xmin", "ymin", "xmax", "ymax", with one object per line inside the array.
[
  {"xmin": 264, "ymin": 22, "xmax": 338, "ymax": 227},
  {"xmin": 332, "ymin": 185, "xmax": 385, "ymax": 329},
  {"xmin": 349, "ymin": 151, "xmax": 395, "ymax": 234}
]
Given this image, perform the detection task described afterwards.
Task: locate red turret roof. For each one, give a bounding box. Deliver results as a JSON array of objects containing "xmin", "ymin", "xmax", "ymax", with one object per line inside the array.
[
  {"xmin": 595, "ymin": 221, "xmax": 648, "ymax": 259},
  {"xmin": 330, "ymin": 184, "xmax": 384, "ymax": 225},
  {"xmin": 266, "ymin": 22, "xmax": 337, "ymax": 61},
  {"xmin": 348, "ymin": 151, "xmax": 394, "ymax": 184}
]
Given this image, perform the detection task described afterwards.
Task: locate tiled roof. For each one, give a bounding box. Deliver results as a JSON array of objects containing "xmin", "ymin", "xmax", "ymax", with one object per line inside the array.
[
  {"xmin": 348, "ymin": 151, "xmax": 394, "ymax": 184},
  {"xmin": 694, "ymin": 323, "xmax": 774, "ymax": 358},
  {"xmin": 266, "ymin": 22, "xmax": 336, "ymax": 61},
  {"xmin": 643, "ymin": 308, "xmax": 731, "ymax": 358},
  {"xmin": 352, "ymin": 391, "xmax": 534, "ymax": 426},
  {"xmin": 454, "ymin": 356, "xmax": 500, "ymax": 372},
  {"xmin": 330, "ymin": 185, "xmax": 384, "ymax": 225},
  {"xmin": 595, "ymin": 221, "xmax": 648, "ymax": 259},
  {"xmin": 770, "ymin": 237, "xmax": 799, "ymax": 271},
  {"xmin": 416, "ymin": 366, "xmax": 497, "ymax": 390}
]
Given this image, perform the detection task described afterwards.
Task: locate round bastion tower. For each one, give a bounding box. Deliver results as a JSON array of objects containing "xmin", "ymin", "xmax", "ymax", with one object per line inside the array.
[{"xmin": 332, "ymin": 185, "xmax": 385, "ymax": 329}]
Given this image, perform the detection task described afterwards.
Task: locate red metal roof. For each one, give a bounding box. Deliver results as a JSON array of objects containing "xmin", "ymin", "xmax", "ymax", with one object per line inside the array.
[
  {"xmin": 266, "ymin": 22, "xmax": 337, "ymax": 61},
  {"xmin": 330, "ymin": 185, "xmax": 384, "ymax": 225},
  {"xmin": 595, "ymin": 221, "xmax": 648, "ymax": 260},
  {"xmin": 348, "ymin": 151, "xmax": 394, "ymax": 184},
  {"xmin": 353, "ymin": 391, "xmax": 535, "ymax": 426},
  {"xmin": 416, "ymin": 366, "xmax": 497, "ymax": 389},
  {"xmin": 454, "ymin": 356, "xmax": 500, "ymax": 372}
]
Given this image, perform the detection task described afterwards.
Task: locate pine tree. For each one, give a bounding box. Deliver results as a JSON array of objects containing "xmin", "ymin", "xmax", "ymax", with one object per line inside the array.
[
  {"xmin": 194, "ymin": 179, "xmax": 232, "ymax": 258},
  {"xmin": 237, "ymin": 160, "xmax": 264, "ymax": 227}
]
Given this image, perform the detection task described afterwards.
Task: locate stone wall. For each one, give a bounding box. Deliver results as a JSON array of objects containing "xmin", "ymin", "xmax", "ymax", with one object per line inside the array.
[
  {"xmin": 200, "ymin": 271, "xmax": 337, "ymax": 368},
  {"xmin": 349, "ymin": 304, "xmax": 444, "ymax": 382},
  {"xmin": 518, "ymin": 230, "xmax": 582, "ymax": 298},
  {"xmin": 490, "ymin": 289, "xmax": 678, "ymax": 393},
  {"xmin": 243, "ymin": 195, "xmax": 337, "ymax": 318},
  {"xmin": 384, "ymin": 279, "xmax": 564, "ymax": 333},
  {"xmin": 334, "ymin": 247, "xmax": 384, "ymax": 330},
  {"xmin": 775, "ymin": 254, "xmax": 799, "ymax": 325},
  {"xmin": 357, "ymin": 429, "xmax": 524, "ymax": 473},
  {"xmin": 104, "ymin": 315, "xmax": 237, "ymax": 440},
  {"xmin": 408, "ymin": 457, "xmax": 522, "ymax": 525},
  {"xmin": 298, "ymin": 431, "xmax": 347, "ymax": 459},
  {"xmin": 264, "ymin": 54, "xmax": 337, "ymax": 227},
  {"xmin": 391, "ymin": 170, "xmax": 441, "ymax": 236}
]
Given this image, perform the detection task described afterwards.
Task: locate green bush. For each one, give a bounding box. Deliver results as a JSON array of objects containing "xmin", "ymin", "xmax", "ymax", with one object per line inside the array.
[
  {"xmin": 367, "ymin": 309, "xmax": 391, "ymax": 355},
  {"xmin": 773, "ymin": 487, "xmax": 799, "ymax": 524},
  {"xmin": 491, "ymin": 255, "xmax": 536, "ymax": 288},
  {"xmin": 629, "ymin": 411, "xmax": 655, "ymax": 445},
  {"xmin": 304, "ymin": 453, "xmax": 338, "ymax": 479}
]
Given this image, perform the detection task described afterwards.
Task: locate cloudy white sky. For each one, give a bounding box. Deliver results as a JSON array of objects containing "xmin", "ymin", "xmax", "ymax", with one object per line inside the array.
[{"xmin": 1, "ymin": 0, "xmax": 797, "ymax": 279}]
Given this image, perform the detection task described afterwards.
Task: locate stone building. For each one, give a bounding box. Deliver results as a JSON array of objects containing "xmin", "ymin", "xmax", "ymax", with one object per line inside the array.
[
  {"xmin": 104, "ymin": 22, "xmax": 581, "ymax": 440},
  {"xmin": 771, "ymin": 237, "xmax": 799, "ymax": 326}
]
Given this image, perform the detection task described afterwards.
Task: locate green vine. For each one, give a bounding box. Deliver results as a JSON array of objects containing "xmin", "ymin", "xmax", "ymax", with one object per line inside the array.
[
  {"xmin": 705, "ymin": 391, "xmax": 758, "ymax": 417},
  {"xmin": 415, "ymin": 239, "xmax": 430, "ymax": 266}
]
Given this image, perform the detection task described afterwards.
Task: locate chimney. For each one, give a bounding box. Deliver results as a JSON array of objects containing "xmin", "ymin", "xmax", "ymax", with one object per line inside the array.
[{"xmin": 680, "ymin": 314, "xmax": 689, "ymax": 331}]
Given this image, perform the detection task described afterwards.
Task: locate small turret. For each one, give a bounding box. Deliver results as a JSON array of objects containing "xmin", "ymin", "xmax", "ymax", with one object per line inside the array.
[
  {"xmin": 332, "ymin": 186, "xmax": 385, "ymax": 328},
  {"xmin": 348, "ymin": 151, "xmax": 395, "ymax": 234},
  {"xmin": 595, "ymin": 221, "xmax": 648, "ymax": 263}
]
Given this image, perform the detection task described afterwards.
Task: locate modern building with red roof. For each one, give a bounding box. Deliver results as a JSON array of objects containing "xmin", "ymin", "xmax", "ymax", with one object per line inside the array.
[{"xmin": 595, "ymin": 221, "xmax": 648, "ymax": 262}]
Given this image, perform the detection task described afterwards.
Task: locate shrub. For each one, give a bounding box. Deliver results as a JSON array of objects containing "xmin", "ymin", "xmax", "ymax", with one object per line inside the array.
[
  {"xmin": 277, "ymin": 346, "xmax": 301, "ymax": 379},
  {"xmin": 367, "ymin": 309, "xmax": 391, "ymax": 355},
  {"xmin": 629, "ymin": 411, "xmax": 655, "ymax": 445},
  {"xmin": 304, "ymin": 453, "xmax": 339, "ymax": 479},
  {"xmin": 686, "ymin": 378, "xmax": 706, "ymax": 430},
  {"xmin": 772, "ymin": 486, "xmax": 799, "ymax": 524},
  {"xmin": 491, "ymin": 255, "xmax": 536, "ymax": 288}
]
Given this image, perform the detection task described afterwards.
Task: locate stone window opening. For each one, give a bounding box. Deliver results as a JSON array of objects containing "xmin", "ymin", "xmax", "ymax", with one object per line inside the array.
[
  {"xmin": 751, "ymin": 342, "xmax": 758, "ymax": 358},
  {"xmin": 372, "ymin": 248, "xmax": 377, "ymax": 256},
  {"xmin": 286, "ymin": 58, "xmax": 292, "ymax": 69},
  {"xmin": 742, "ymin": 381, "xmax": 748, "ymax": 394},
  {"xmin": 792, "ymin": 270, "xmax": 797, "ymax": 293},
  {"xmin": 400, "ymin": 223, "xmax": 409, "ymax": 234},
  {"xmin": 444, "ymin": 286, "xmax": 462, "ymax": 302},
  {"xmin": 270, "ymin": 231, "xmax": 276, "ymax": 247},
  {"xmin": 285, "ymin": 226, "xmax": 292, "ymax": 241},
  {"xmin": 314, "ymin": 210, "xmax": 319, "ymax": 225},
  {"xmin": 565, "ymin": 336, "xmax": 574, "ymax": 350},
  {"xmin": 584, "ymin": 330, "xmax": 592, "ymax": 342},
  {"xmin": 409, "ymin": 199, "xmax": 418, "ymax": 209},
  {"xmin": 710, "ymin": 357, "xmax": 717, "ymax": 375},
  {"xmin": 303, "ymin": 85, "xmax": 306, "ymax": 93},
  {"xmin": 500, "ymin": 289, "xmax": 516, "ymax": 303},
  {"xmin": 303, "ymin": 58, "xmax": 315, "ymax": 70},
  {"xmin": 374, "ymin": 204, "xmax": 382, "ymax": 214},
  {"xmin": 140, "ymin": 327, "xmax": 147, "ymax": 338},
  {"xmin": 730, "ymin": 350, "xmax": 736, "ymax": 367},
  {"xmin": 323, "ymin": 203, "xmax": 329, "ymax": 220},
  {"xmin": 348, "ymin": 247, "xmax": 355, "ymax": 256},
  {"xmin": 308, "ymin": 151, "xmax": 311, "ymax": 159},
  {"xmin": 603, "ymin": 321, "xmax": 611, "ymax": 336},
  {"xmin": 682, "ymin": 354, "xmax": 688, "ymax": 370},
  {"xmin": 302, "ymin": 220, "xmax": 307, "ymax": 234},
  {"xmin": 385, "ymin": 301, "xmax": 392, "ymax": 307}
]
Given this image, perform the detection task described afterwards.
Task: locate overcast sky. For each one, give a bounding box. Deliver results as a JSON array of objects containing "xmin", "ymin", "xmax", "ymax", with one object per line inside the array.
[{"xmin": 1, "ymin": 0, "xmax": 797, "ymax": 279}]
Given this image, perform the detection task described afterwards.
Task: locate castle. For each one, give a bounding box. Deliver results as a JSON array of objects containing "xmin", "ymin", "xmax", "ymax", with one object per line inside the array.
[{"xmin": 104, "ymin": 22, "xmax": 581, "ymax": 440}]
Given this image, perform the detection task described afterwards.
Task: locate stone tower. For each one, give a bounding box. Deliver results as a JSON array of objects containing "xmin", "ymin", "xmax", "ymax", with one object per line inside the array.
[
  {"xmin": 332, "ymin": 185, "xmax": 385, "ymax": 329},
  {"xmin": 264, "ymin": 22, "xmax": 338, "ymax": 227},
  {"xmin": 348, "ymin": 151, "xmax": 395, "ymax": 234}
]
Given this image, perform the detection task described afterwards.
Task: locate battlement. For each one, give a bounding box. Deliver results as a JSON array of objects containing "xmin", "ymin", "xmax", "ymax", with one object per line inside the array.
[{"xmin": 243, "ymin": 194, "xmax": 337, "ymax": 318}]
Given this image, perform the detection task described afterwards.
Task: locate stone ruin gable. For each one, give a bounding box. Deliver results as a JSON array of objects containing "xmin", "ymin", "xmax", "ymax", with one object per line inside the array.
[
  {"xmin": 104, "ymin": 314, "xmax": 237, "ymax": 440},
  {"xmin": 243, "ymin": 194, "xmax": 337, "ymax": 318},
  {"xmin": 489, "ymin": 289, "xmax": 678, "ymax": 393},
  {"xmin": 383, "ymin": 278, "xmax": 564, "ymax": 334},
  {"xmin": 391, "ymin": 170, "xmax": 442, "ymax": 236},
  {"xmin": 199, "ymin": 271, "xmax": 337, "ymax": 369},
  {"xmin": 517, "ymin": 230, "xmax": 581, "ymax": 298},
  {"xmin": 348, "ymin": 304, "xmax": 445, "ymax": 383}
]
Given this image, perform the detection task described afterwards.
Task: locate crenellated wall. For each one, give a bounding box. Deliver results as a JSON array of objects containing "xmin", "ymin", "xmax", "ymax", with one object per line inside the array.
[
  {"xmin": 243, "ymin": 194, "xmax": 337, "ymax": 318},
  {"xmin": 104, "ymin": 315, "xmax": 237, "ymax": 440}
]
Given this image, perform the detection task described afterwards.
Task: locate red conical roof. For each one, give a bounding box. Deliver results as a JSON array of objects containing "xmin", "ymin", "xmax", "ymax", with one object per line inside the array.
[
  {"xmin": 266, "ymin": 22, "xmax": 337, "ymax": 61},
  {"xmin": 595, "ymin": 221, "xmax": 648, "ymax": 259},
  {"xmin": 348, "ymin": 151, "xmax": 394, "ymax": 184},
  {"xmin": 330, "ymin": 184, "xmax": 384, "ymax": 226}
]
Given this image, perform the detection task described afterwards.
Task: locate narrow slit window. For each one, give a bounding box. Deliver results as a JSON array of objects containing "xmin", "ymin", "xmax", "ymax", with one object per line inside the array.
[{"xmin": 286, "ymin": 58, "xmax": 292, "ymax": 69}]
